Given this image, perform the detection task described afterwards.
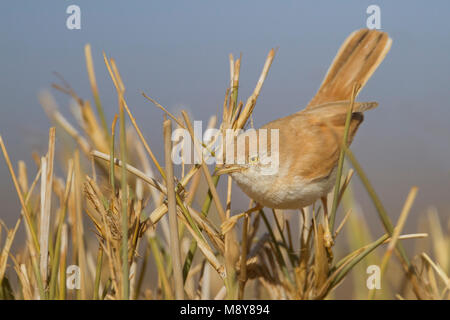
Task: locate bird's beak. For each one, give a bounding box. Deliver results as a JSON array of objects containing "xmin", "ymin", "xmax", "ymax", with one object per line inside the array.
[{"xmin": 214, "ymin": 165, "xmax": 243, "ymax": 176}]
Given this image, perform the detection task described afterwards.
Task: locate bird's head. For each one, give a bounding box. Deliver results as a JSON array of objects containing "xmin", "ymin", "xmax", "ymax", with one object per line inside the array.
[{"xmin": 214, "ymin": 152, "xmax": 279, "ymax": 177}]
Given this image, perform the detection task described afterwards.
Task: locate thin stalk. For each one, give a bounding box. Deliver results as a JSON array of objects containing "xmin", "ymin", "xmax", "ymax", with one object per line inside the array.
[
  {"xmin": 344, "ymin": 146, "xmax": 411, "ymax": 267},
  {"xmin": 0, "ymin": 136, "xmax": 40, "ymax": 255},
  {"xmin": 181, "ymin": 111, "xmax": 226, "ymax": 222},
  {"xmin": 119, "ymin": 101, "xmax": 129, "ymax": 300},
  {"xmin": 93, "ymin": 245, "xmax": 103, "ymax": 300},
  {"xmin": 0, "ymin": 136, "xmax": 45, "ymax": 296},
  {"xmin": 323, "ymin": 234, "xmax": 389, "ymax": 296},
  {"xmin": 272, "ymin": 209, "xmax": 296, "ymax": 268},
  {"xmin": 164, "ymin": 119, "xmax": 184, "ymax": 299},
  {"xmin": 85, "ymin": 44, "xmax": 109, "ymax": 138},
  {"xmin": 30, "ymin": 246, "xmax": 46, "ymax": 299},
  {"xmin": 182, "ymin": 174, "xmax": 220, "ymax": 282},
  {"xmin": 103, "ymin": 53, "xmax": 166, "ymax": 180},
  {"xmin": 260, "ymin": 210, "xmax": 293, "ymax": 283},
  {"xmin": 59, "ymin": 225, "xmax": 68, "ymax": 300},
  {"xmin": 39, "ymin": 127, "xmax": 56, "ymax": 288},
  {"xmin": 110, "ymin": 114, "xmax": 118, "ymax": 195},
  {"xmin": 49, "ymin": 160, "xmax": 74, "ymax": 299},
  {"xmin": 149, "ymin": 233, "xmax": 174, "ymax": 299},
  {"xmin": 238, "ymin": 214, "xmax": 249, "ymax": 299},
  {"xmin": 134, "ymin": 241, "xmax": 150, "ymax": 299},
  {"xmin": 329, "ymin": 84, "xmax": 359, "ymax": 231},
  {"xmin": 369, "ymin": 186, "xmax": 418, "ymax": 299},
  {"xmin": 344, "ymin": 146, "xmax": 425, "ymax": 299}
]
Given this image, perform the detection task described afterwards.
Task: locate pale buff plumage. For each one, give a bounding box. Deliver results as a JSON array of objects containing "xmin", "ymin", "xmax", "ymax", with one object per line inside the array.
[{"xmin": 217, "ymin": 29, "xmax": 392, "ymax": 210}]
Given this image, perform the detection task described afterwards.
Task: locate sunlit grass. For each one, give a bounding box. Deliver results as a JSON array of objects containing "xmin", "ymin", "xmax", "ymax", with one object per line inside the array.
[{"xmin": 0, "ymin": 45, "xmax": 448, "ymax": 300}]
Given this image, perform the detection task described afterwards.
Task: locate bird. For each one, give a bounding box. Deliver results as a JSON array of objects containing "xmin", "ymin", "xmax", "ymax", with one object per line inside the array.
[{"xmin": 215, "ymin": 29, "xmax": 392, "ymax": 242}]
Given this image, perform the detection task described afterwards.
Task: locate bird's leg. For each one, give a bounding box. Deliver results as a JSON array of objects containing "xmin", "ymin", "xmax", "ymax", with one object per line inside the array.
[{"xmin": 321, "ymin": 196, "xmax": 334, "ymax": 249}]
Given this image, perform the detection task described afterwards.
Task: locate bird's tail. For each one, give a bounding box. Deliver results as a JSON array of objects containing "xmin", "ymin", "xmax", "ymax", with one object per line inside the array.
[{"xmin": 306, "ymin": 29, "xmax": 392, "ymax": 109}]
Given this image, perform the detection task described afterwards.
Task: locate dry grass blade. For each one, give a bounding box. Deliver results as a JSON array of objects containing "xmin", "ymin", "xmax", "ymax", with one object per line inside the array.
[
  {"xmin": 103, "ymin": 53, "xmax": 166, "ymax": 180},
  {"xmin": 334, "ymin": 209, "xmax": 352, "ymax": 238},
  {"xmin": 235, "ymin": 49, "xmax": 275, "ymax": 129},
  {"xmin": 427, "ymin": 208, "xmax": 449, "ymax": 273},
  {"xmin": 369, "ymin": 186, "xmax": 418, "ymax": 299},
  {"xmin": 91, "ymin": 150, "xmax": 167, "ymax": 194},
  {"xmin": 0, "ymin": 219, "xmax": 21, "ymax": 286},
  {"xmin": 49, "ymin": 159, "xmax": 74, "ymax": 299},
  {"xmin": 181, "ymin": 110, "xmax": 227, "ymax": 222},
  {"xmin": 221, "ymin": 205, "xmax": 260, "ymax": 234},
  {"xmin": 0, "ymin": 41, "xmax": 447, "ymax": 302},
  {"xmin": 85, "ymin": 44, "xmax": 109, "ymax": 136},
  {"xmin": 179, "ymin": 211, "xmax": 225, "ymax": 279},
  {"xmin": 0, "ymin": 136, "xmax": 40, "ymax": 253},
  {"xmin": 148, "ymin": 231, "xmax": 174, "ymax": 299},
  {"xmin": 39, "ymin": 127, "xmax": 56, "ymax": 285},
  {"xmin": 40, "ymin": 91, "xmax": 92, "ymax": 155},
  {"xmin": 163, "ymin": 119, "xmax": 184, "ymax": 299},
  {"xmin": 239, "ymin": 214, "xmax": 250, "ymax": 299},
  {"xmin": 142, "ymin": 93, "xmax": 185, "ymax": 129},
  {"xmin": 421, "ymin": 253, "xmax": 450, "ymax": 291},
  {"xmin": 343, "ymin": 145, "xmax": 426, "ymax": 298},
  {"xmin": 313, "ymin": 222, "xmax": 329, "ymax": 292},
  {"xmin": 329, "ymin": 84, "xmax": 360, "ymax": 232}
]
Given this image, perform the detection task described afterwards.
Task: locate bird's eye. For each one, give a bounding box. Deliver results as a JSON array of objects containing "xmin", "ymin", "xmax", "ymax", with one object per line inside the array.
[{"xmin": 249, "ymin": 155, "xmax": 259, "ymax": 164}]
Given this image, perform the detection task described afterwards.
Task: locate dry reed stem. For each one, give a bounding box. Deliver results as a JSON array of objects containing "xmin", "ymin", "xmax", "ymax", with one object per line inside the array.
[
  {"xmin": 329, "ymin": 83, "xmax": 360, "ymax": 234},
  {"xmin": 48, "ymin": 159, "xmax": 74, "ymax": 299},
  {"xmin": 343, "ymin": 145, "xmax": 426, "ymax": 298},
  {"xmin": 221, "ymin": 205, "xmax": 261, "ymax": 234},
  {"xmin": 181, "ymin": 110, "xmax": 226, "ymax": 223},
  {"xmin": 73, "ymin": 150, "xmax": 88, "ymax": 299},
  {"xmin": 59, "ymin": 224, "xmax": 68, "ymax": 300},
  {"xmin": 177, "ymin": 211, "xmax": 225, "ymax": 279},
  {"xmin": 39, "ymin": 127, "xmax": 56, "ymax": 285},
  {"xmin": 0, "ymin": 218, "xmax": 21, "ymax": 286},
  {"xmin": 1, "ymin": 42, "xmax": 446, "ymax": 302},
  {"xmin": 427, "ymin": 209, "xmax": 448, "ymax": 272},
  {"xmin": 91, "ymin": 150, "xmax": 166, "ymax": 194},
  {"xmin": 142, "ymin": 93, "xmax": 185, "ymax": 129},
  {"xmin": 238, "ymin": 213, "xmax": 250, "ymax": 299},
  {"xmin": 370, "ymin": 186, "xmax": 418, "ymax": 299},
  {"xmin": 85, "ymin": 176, "xmax": 119, "ymax": 295},
  {"xmin": 0, "ymin": 136, "xmax": 40, "ymax": 253},
  {"xmin": 84, "ymin": 44, "xmax": 109, "ymax": 136},
  {"xmin": 148, "ymin": 230, "xmax": 174, "ymax": 299},
  {"xmin": 103, "ymin": 53, "xmax": 166, "ymax": 180},
  {"xmin": 18, "ymin": 160, "xmax": 28, "ymax": 195},
  {"xmin": 40, "ymin": 91, "xmax": 92, "ymax": 156},
  {"xmin": 186, "ymin": 206, "xmax": 224, "ymax": 253},
  {"xmin": 15, "ymin": 261, "xmax": 33, "ymax": 300},
  {"xmin": 163, "ymin": 119, "xmax": 184, "ymax": 299},
  {"xmin": 421, "ymin": 253, "xmax": 450, "ymax": 291},
  {"xmin": 337, "ymin": 169, "xmax": 354, "ymax": 207},
  {"xmin": 133, "ymin": 129, "xmax": 163, "ymax": 205},
  {"xmin": 235, "ymin": 49, "xmax": 275, "ymax": 129},
  {"xmin": 334, "ymin": 209, "xmax": 352, "ymax": 238}
]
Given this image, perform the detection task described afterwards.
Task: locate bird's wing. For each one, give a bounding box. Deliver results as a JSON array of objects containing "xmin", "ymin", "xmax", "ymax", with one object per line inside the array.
[{"xmin": 262, "ymin": 104, "xmax": 365, "ymax": 181}]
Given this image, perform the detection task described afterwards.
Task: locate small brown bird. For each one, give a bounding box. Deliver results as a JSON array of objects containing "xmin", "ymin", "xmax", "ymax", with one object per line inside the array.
[{"xmin": 216, "ymin": 29, "xmax": 392, "ymax": 228}]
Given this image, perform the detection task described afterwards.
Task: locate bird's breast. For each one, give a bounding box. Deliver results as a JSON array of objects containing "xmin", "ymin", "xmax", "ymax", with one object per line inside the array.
[{"xmin": 231, "ymin": 166, "xmax": 337, "ymax": 209}]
